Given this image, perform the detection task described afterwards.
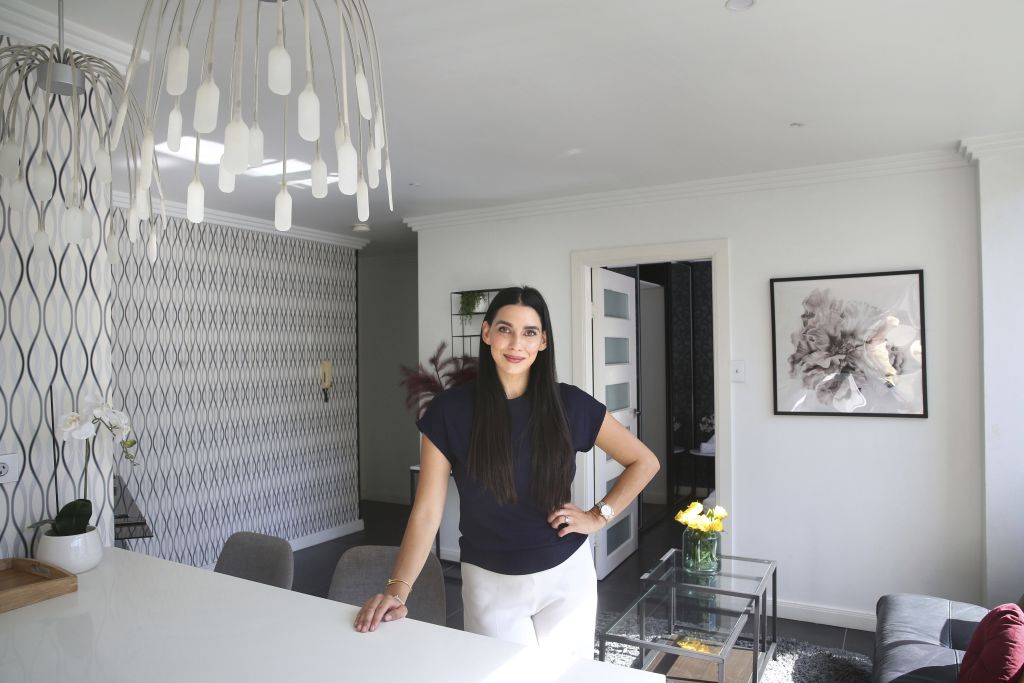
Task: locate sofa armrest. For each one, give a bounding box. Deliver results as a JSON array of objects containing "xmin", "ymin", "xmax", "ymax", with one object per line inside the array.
[{"xmin": 873, "ymin": 593, "xmax": 988, "ymax": 683}]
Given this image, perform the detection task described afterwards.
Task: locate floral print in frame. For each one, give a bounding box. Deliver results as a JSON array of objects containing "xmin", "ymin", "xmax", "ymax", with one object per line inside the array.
[{"xmin": 770, "ymin": 270, "xmax": 927, "ymax": 417}]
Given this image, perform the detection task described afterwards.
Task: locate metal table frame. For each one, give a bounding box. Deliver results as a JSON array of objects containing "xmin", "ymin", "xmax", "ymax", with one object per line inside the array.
[{"xmin": 600, "ymin": 550, "xmax": 778, "ymax": 683}]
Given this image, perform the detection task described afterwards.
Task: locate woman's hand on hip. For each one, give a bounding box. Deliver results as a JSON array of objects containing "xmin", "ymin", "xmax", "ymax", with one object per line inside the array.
[
  {"xmin": 353, "ymin": 593, "xmax": 408, "ymax": 632},
  {"xmin": 547, "ymin": 502, "xmax": 605, "ymax": 537}
]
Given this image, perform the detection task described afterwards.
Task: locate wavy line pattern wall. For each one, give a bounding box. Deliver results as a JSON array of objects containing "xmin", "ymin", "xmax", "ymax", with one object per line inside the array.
[
  {"xmin": 108, "ymin": 213, "xmax": 359, "ymax": 567},
  {"xmin": 0, "ymin": 32, "xmax": 115, "ymax": 558}
]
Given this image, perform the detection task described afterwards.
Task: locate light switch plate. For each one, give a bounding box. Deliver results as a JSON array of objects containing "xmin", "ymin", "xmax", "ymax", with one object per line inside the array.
[
  {"xmin": 0, "ymin": 452, "xmax": 20, "ymax": 484},
  {"xmin": 730, "ymin": 360, "xmax": 746, "ymax": 383}
]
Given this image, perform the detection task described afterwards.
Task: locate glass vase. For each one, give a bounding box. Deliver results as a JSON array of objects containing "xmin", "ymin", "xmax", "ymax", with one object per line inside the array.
[{"xmin": 682, "ymin": 528, "xmax": 721, "ymax": 575}]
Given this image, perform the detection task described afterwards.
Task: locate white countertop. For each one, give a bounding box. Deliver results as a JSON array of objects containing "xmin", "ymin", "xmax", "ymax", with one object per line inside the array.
[{"xmin": 0, "ymin": 548, "xmax": 663, "ymax": 683}]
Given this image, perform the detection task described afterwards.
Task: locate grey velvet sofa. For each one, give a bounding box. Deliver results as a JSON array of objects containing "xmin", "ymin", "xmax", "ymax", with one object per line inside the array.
[{"xmin": 873, "ymin": 593, "xmax": 1012, "ymax": 683}]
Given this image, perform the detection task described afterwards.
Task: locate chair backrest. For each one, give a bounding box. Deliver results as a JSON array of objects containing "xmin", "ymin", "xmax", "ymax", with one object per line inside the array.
[
  {"xmin": 328, "ymin": 545, "xmax": 446, "ymax": 627},
  {"xmin": 214, "ymin": 531, "xmax": 294, "ymax": 590}
]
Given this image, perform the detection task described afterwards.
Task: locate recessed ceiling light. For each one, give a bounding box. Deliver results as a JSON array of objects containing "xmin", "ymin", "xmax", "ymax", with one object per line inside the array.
[
  {"xmin": 352, "ymin": 222, "xmax": 370, "ymax": 232},
  {"xmin": 289, "ymin": 174, "xmax": 339, "ymax": 188},
  {"xmin": 725, "ymin": 0, "xmax": 755, "ymax": 10},
  {"xmin": 244, "ymin": 159, "xmax": 312, "ymax": 178},
  {"xmin": 156, "ymin": 136, "xmax": 223, "ymax": 165}
]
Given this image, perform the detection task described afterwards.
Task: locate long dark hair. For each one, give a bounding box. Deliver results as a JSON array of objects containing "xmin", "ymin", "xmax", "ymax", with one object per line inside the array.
[{"xmin": 469, "ymin": 286, "xmax": 573, "ymax": 512}]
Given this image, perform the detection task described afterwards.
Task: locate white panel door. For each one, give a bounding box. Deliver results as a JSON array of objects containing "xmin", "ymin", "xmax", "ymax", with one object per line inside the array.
[{"xmin": 591, "ymin": 268, "xmax": 639, "ymax": 579}]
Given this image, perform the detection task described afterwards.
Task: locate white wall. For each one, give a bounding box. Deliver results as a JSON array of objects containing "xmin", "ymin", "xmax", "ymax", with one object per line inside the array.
[
  {"xmin": 358, "ymin": 251, "xmax": 421, "ymax": 504},
  {"xmin": 974, "ymin": 147, "xmax": 1024, "ymax": 607},
  {"xmin": 413, "ymin": 160, "xmax": 984, "ymax": 628}
]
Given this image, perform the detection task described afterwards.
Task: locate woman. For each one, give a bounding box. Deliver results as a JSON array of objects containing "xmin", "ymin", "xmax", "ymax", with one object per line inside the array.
[{"xmin": 354, "ymin": 286, "xmax": 659, "ymax": 660}]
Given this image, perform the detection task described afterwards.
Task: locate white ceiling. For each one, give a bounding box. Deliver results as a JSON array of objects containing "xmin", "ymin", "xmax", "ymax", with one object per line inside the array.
[{"xmin": 10, "ymin": 0, "xmax": 1024, "ymax": 254}]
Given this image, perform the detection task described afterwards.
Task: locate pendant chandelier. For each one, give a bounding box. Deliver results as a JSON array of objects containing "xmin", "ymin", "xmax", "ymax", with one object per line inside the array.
[
  {"xmin": 123, "ymin": 0, "xmax": 393, "ymax": 232},
  {"xmin": 0, "ymin": 0, "xmax": 159, "ymax": 255}
]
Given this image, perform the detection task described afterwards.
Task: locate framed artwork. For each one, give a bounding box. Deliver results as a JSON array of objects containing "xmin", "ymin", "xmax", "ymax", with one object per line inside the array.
[{"xmin": 770, "ymin": 270, "xmax": 927, "ymax": 417}]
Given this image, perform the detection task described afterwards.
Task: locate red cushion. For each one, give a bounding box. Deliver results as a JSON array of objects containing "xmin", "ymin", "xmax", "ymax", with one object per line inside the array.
[{"xmin": 959, "ymin": 603, "xmax": 1024, "ymax": 683}]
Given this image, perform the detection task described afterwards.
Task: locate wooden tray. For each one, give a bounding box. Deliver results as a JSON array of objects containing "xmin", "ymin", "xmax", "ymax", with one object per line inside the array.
[{"xmin": 0, "ymin": 558, "xmax": 77, "ymax": 613}]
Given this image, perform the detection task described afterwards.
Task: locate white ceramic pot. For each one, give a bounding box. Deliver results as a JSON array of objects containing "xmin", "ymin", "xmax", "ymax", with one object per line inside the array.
[{"xmin": 36, "ymin": 526, "xmax": 103, "ymax": 574}]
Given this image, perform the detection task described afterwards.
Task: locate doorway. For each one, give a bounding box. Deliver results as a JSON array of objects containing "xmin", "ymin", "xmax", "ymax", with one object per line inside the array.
[
  {"xmin": 569, "ymin": 239, "xmax": 732, "ymax": 578},
  {"xmin": 608, "ymin": 261, "xmax": 716, "ymax": 532}
]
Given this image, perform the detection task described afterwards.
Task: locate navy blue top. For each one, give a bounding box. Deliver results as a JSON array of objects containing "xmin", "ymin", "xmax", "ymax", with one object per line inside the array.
[{"xmin": 416, "ymin": 381, "xmax": 607, "ymax": 575}]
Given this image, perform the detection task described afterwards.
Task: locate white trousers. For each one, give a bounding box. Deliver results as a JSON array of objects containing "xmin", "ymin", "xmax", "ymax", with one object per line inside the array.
[{"xmin": 461, "ymin": 540, "xmax": 598, "ymax": 661}]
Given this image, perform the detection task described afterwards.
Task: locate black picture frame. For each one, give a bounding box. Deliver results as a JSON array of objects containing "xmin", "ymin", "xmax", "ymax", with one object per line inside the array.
[{"xmin": 770, "ymin": 270, "xmax": 927, "ymax": 417}]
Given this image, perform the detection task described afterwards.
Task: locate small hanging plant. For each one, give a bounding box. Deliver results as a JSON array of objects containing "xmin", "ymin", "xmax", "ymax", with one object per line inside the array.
[{"xmin": 458, "ymin": 291, "xmax": 487, "ymax": 324}]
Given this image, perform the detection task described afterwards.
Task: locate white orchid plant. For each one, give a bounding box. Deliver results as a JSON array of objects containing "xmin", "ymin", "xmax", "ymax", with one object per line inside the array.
[{"xmin": 31, "ymin": 399, "xmax": 138, "ymax": 537}]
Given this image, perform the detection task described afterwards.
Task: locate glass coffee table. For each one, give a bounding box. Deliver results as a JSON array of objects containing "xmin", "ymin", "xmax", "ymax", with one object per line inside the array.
[{"xmin": 598, "ymin": 551, "xmax": 777, "ymax": 683}]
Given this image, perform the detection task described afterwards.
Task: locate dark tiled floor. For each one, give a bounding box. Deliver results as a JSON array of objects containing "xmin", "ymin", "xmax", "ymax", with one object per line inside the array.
[{"xmin": 294, "ymin": 500, "xmax": 874, "ymax": 660}]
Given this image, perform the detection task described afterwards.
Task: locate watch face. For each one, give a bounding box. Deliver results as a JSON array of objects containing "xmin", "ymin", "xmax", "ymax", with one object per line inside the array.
[{"xmin": 600, "ymin": 504, "xmax": 613, "ymax": 517}]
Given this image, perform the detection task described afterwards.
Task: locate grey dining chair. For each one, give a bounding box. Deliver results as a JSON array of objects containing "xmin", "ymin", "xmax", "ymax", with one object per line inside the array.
[
  {"xmin": 214, "ymin": 531, "xmax": 294, "ymax": 590},
  {"xmin": 328, "ymin": 545, "xmax": 447, "ymax": 626}
]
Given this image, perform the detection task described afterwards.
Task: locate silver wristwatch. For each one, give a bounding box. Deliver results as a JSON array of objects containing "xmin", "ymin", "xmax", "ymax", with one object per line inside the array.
[{"xmin": 595, "ymin": 500, "xmax": 615, "ymax": 522}]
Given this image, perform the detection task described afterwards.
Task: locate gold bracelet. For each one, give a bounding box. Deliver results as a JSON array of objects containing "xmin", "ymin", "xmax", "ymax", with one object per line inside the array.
[
  {"xmin": 387, "ymin": 592, "xmax": 406, "ymax": 606},
  {"xmin": 387, "ymin": 577, "xmax": 413, "ymax": 591}
]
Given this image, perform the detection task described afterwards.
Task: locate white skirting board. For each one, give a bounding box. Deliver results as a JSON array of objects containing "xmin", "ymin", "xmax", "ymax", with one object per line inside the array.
[
  {"xmin": 290, "ymin": 520, "xmax": 366, "ymax": 552},
  {"xmin": 777, "ymin": 599, "xmax": 877, "ymax": 632}
]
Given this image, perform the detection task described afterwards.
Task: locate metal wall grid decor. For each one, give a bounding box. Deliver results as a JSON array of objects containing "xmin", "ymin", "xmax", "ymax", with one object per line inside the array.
[{"xmin": 770, "ymin": 270, "xmax": 927, "ymax": 418}]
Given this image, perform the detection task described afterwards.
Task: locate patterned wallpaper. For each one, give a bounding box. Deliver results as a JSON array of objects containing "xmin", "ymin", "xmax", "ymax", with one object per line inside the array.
[
  {"xmin": 669, "ymin": 261, "xmax": 715, "ymax": 449},
  {"xmin": 0, "ymin": 61, "xmax": 117, "ymax": 557},
  {"xmin": 108, "ymin": 213, "xmax": 360, "ymax": 567},
  {"xmin": 0, "ymin": 60, "xmax": 360, "ymax": 561}
]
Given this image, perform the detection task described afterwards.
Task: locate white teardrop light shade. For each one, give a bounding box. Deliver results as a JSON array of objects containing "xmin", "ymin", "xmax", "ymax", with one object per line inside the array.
[
  {"xmin": 355, "ymin": 68, "xmax": 372, "ymax": 120},
  {"xmin": 135, "ymin": 186, "xmax": 151, "ymax": 220},
  {"xmin": 356, "ymin": 172, "xmax": 369, "ymax": 222},
  {"xmin": 6, "ymin": 176, "xmax": 27, "ymax": 207},
  {"xmin": 367, "ymin": 146, "xmax": 380, "ymax": 189},
  {"xmin": 81, "ymin": 213, "xmax": 97, "ymax": 242},
  {"xmin": 274, "ymin": 187, "xmax": 292, "ymax": 231},
  {"xmin": 222, "ymin": 117, "xmax": 250, "ymax": 174},
  {"xmin": 193, "ymin": 77, "xmax": 220, "ymax": 134},
  {"xmin": 311, "ymin": 155, "xmax": 327, "ymax": 198},
  {"xmin": 147, "ymin": 232, "xmax": 158, "ymax": 264},
  {"xmin": 32, "ymin": 225, "xmax": 49, "ymax": 252},
  {"xmin": 385, "ymin": 157, "xmax": 393, "ymax": 211},
  {"xmin": 186, "ymin": 178, "xmax": 205, "ymax": 224},
  {"xmin": 140, "ymin": 128, "xmax": 155, "ymax": 181},
  {"xmin": 334, "ymin": 126, "xmax": 345, "ymax": 162},
  {"xmin": 218, "ymin": 161, "xmax": 236, "ymax": 193},
  {"xmin": 297, "ymin": 83, "xmax": 320, "ymax": 142},
  {"xmin": 127, "ymin": 207, "xmax": 140, "ymax": 242},
  {"xmin": 248, "ymin": 124, "xmax": 265, "ymax": 166},
  {"xmin": 94, "ymin": 146, "xmax": 112, "ymax": 184},
  {"xmin": 30, "ymin": 163, "xmax": 51, "ymax": 199},
  {"xmin": 63, "ymin": 205, "xmax": 86, "ymax": 244},
  {"xmin": 0, "ymin": 139, "xmax": 19, "ymax": 178},
  {"xmin": 373, "ymin": 116, "xmax": 384, "ymax": 148},
  {"xmin": 106, "ymin": 228, "xmax": 119, "ymax": 259},
  {"xmin": 166, "ymin": 41, "xmax": 190, "ymax": 96},
  {"xmin": 166, "ymin": 106, "xmax": 183, "ymax": 152},
  {"xmin": 268, "ymin": 44, "xmax": 291, "ymax": 96},
  {"xmin": 337, "ymin": 137, "xmax": 358, "ymax": 195}
]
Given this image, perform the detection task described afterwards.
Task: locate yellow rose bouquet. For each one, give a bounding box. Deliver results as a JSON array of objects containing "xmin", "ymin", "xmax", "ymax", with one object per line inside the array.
[{"xmin": 674, "ymin": 502, "xmax": 728, "ymax": 574}]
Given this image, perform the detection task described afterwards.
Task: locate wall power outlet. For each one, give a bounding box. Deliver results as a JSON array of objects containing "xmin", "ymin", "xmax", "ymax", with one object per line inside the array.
[{"xmin": 0, "ymin": 452, "xmax": 20, "ymax": 485}]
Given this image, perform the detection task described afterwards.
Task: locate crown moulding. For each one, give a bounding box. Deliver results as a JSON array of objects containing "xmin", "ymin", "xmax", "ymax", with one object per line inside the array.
[
  {"xmin": 0, "ymin": 0, "xmax": 141, "ymax": 74},
  {"xmin": 958, "ymin": 132, "xmax": 1024, "ymax": 163},
  {"xmin": 110, "ymin": 191, "xmax": 369, "ymax": 250},
  {"xmin": 404, "ymin": 148, "xmax": 969, "ymax": 232}
]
